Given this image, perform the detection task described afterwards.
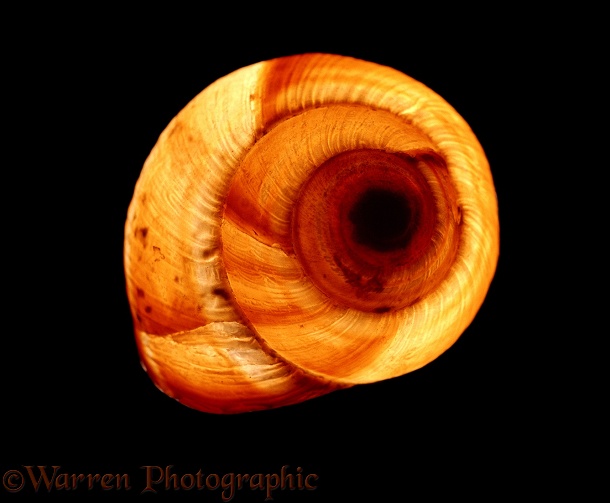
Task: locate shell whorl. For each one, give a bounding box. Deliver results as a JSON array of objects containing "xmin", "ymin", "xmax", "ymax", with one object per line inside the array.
[{"xmin": 124, "ymin": 53, "xmax": 499, "ymax": 414}]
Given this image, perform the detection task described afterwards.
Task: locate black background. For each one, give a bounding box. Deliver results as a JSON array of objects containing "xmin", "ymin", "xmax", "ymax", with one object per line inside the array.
[{"xmin": 3, "ymin": 10, "xmax": 584, "ymax": 501}]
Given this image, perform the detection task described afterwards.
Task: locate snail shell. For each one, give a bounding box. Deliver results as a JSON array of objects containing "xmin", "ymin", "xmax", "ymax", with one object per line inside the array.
[{"xmin": 124, "ymin": 53, "xmax": 499, "ymax": 414}]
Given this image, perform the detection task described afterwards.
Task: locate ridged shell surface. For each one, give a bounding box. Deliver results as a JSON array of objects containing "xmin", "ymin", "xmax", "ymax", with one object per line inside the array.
[{"xmin": 124, "ymin": 53, "xmax": 499, "ymax": 414}]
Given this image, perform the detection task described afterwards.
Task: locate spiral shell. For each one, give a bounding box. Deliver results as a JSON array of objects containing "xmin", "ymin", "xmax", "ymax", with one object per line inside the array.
[{"xmin": 124, "ymin": 53, "xmax": 499, "ymax": 414}]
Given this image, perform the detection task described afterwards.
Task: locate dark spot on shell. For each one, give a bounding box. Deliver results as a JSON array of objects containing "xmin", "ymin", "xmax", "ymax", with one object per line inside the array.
[
  {"xmin": 212, "ymin": 288, "xmax": 230, "ymax": 301},
  {"xmin": 202, "ymin": 248, "xmax": 216, "ymax": 259},
  {"xmin": 135, "ymin": 227, "xmax": 148, "ymax": 246},
  {"xmin": 136, "ymin": 313, "xmax": 142, "ymax": 322},
  {"xmin": 374, "ymin": 306, "xmax": 392, "ymax": 313},
  {"xmin": 136, "ymin": 288, "xmax": 145, "ymax": 298},
  {"xmin": 152, "ymin": 246, "xmax": 165, "ymax": 261},
  {"xmin": 174, "ymin": 276, "xmax": 180, "ymax": 283},
  {"xmin": 144, "ymin": 306, "xmax": 152, "ymax": 313}
]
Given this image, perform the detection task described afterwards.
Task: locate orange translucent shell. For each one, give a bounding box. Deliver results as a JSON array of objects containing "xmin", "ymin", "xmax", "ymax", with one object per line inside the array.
[{"xmin": 123, "ymin": 53, "xmax": 499, "ymax": 414}]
